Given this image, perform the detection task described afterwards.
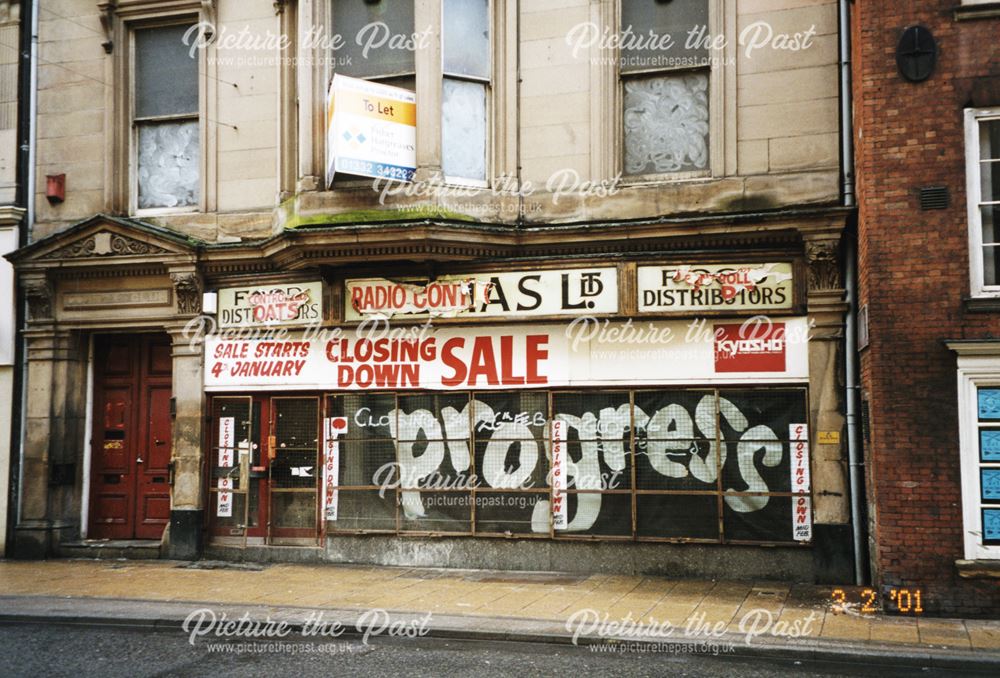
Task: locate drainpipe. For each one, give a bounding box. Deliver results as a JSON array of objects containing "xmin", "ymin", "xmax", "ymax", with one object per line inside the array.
[
  {"xmin": 11, "ymin": 0, "xmax": 38, "ymax": 549},
  {"xmin": 5, "ymin": 0, "xmax": 32, "ymax": 557},
  {"xmin": 839, "ymin": 0, "xmax": 865, "ymax": 586}
]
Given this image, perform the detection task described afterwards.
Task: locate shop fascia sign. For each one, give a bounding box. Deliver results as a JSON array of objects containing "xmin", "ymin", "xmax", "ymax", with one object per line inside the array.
[
  {"xmin": 345, "ymin": 267, "xmax": 619, "ymax": 321},
  {"xmin": 638, "ymin": 263, "xmax": 794, "ymax": 313},
  {"xmin": 204, "ymin": 317, "xmax": 809, "ymax": 391},
  {"xmin": 217, "ymin": 281, "xmax": 323, "ymax": 328},
  {"xmin": 326, "ymin": 74, "xmax": 416, "ymax": 185}
]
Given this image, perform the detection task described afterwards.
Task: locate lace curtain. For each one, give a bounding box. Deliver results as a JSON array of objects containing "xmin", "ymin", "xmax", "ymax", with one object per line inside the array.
[{"xmin": 624, "ymin": 73, "xmax": 710, "ymax": 176}]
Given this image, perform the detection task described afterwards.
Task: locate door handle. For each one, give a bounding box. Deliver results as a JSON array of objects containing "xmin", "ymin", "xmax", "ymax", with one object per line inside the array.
[
  {"xmin": 136, "ymin": 455, "xmax": 144, "ymax": 464},
  {"xmin": 155, "ymin": 439, "xmax": 166, "ymax": 446}
]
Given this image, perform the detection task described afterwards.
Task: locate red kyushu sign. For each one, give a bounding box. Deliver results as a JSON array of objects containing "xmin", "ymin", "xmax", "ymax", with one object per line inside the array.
[
  {"xmin": 713, "ymin": 322, "xmax": 787, "ymax": 373},
  {"xmin": 204, "ymin": 319, "xmax": 810, "ymax": 391}
]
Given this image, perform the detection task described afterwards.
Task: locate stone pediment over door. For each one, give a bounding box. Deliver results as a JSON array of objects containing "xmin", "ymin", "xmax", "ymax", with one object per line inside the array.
[
  {"xmin": 4, "ymin": 214, "xmax": 205, "ymax": 323},
  {"xmin": 6, "ymin": 214, "xmax": 201, "ymax": 268}
]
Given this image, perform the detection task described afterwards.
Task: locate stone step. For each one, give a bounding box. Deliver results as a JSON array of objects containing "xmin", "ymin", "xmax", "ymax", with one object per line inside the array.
[{"xmin": 57, "ymin": 539, "xmax": 162, "ymax": 560}]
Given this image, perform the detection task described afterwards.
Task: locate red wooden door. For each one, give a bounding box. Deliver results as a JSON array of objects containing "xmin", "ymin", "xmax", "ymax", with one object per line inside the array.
[{"xmin": 90, "ymin": 334, "xmax": 172, "ymax": 540}]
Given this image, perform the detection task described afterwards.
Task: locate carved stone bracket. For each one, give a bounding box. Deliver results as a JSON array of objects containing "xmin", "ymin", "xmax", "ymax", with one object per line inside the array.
[
  {"xmin": 806, "ymin": 239, "xmax": 842, "ymax": 292},
  {"xmin": 274, "ymin": 0, "xmax": 289, "ymax": 15},
  {"xmin": 170, "ymin": 271, "xmax": 202, "ymax": 315},
  {"xmin": 23, "ymin": 276, "xmax": 53, "ymax": 322},
  {"xmin": 98, "ymin": 1, "xmax": 117, "ymax": 54}
]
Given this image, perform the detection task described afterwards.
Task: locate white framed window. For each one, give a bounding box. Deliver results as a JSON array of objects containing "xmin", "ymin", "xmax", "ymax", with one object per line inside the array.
[
  {"xmin": 951, "ymin": 345, "xmax": 1000, "ymax": 560},
  {"xmin": 131, "ymin": 22, "xmax": 201, "ymax": 214},
  {"xmin": 965, "ymin": 107, "xmax": 1000, "ymax": 297},
  {"xmin": 619, "ymin": 0, "xmax": 713, "ymax": 181}
]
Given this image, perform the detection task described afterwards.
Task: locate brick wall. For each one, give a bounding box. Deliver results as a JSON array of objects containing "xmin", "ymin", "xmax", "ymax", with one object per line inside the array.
[{"xmin": 853, "ymin": 0, "xmax": 1000, "ymax": 617}]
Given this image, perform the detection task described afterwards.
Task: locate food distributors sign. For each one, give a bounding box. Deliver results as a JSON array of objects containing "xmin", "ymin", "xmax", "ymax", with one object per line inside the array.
[
  {"xmin": 638, "ymin": 263, "xmax": 794, "ymax": 313},
  {"xmin": 204, "ymin": 317, "xmax": 810, "ymax": 391},
  {"xmin": 326, "ymin": 74, "xmax": 416, "ymax": 184},
  {"xmin": 345, "ymin": 268, "xmax": 618, "ymax": 320},
  {"xmin": 217, "ymin": 282, "xmax": 323, "ymax": 328}
]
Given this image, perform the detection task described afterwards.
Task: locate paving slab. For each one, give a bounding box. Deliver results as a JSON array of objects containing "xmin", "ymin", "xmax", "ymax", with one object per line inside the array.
[{"xmin": 0, "ymin": 559, "xmax": 997, "ymax": 672}]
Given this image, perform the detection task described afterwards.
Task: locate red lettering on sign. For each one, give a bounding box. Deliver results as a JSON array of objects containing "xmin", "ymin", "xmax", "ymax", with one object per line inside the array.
[
  {"xmin": 467, "ymin": 337, "xmax": 499, "ymax": 386},
  {"xmin": 526, "ymin": 335, "xmax": 548, "ymax": 385},
  {"xmin": 440, "ymin": 337, "xmax": 466, "ymax": 387}
]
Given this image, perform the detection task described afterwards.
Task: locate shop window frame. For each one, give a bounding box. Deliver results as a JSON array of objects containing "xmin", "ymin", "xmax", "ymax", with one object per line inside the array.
[{"xmin": 207, "ymin": 386, "xmax": 810, "ymax": 547}]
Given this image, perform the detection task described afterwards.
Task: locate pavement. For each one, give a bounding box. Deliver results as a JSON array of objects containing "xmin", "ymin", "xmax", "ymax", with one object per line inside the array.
[{"xmin": 0, "ymin": 559, "xmax": 998, "ymax": 672}]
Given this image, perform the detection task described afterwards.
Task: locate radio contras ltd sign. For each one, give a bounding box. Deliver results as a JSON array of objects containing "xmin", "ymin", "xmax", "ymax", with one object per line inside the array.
[{"xmin": 345, "ymin": 268, "xmax": 618, "ymax": 321}]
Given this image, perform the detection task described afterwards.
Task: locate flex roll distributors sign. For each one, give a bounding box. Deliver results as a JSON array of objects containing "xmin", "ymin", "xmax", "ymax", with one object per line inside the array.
[
  {"xmin": 638, "ymin": 263, "xmax": 794, "ymax": 313},
  {"xmin": 345, "ymin": 268, "xmax": 618, "ymax": 321},
  {"xmin": 327, "ymin": 74, "xmax": 416, "ymax": 185},
  {"xmin": 204, "ymin": 317, "xmax": 809, "ymax": 391},
  {"xmin": 217, "ymin": 282, "xmax": 323, "ymax": 329}
]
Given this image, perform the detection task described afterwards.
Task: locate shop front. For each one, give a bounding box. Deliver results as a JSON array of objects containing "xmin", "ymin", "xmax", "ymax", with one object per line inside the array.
[
  {"xmin": 6, "ymin": 216, "xmax": 849, "ymax": 581},
  {"xmin": 198, "ymin": 258, "xmax": 827, "ymax": 579}
]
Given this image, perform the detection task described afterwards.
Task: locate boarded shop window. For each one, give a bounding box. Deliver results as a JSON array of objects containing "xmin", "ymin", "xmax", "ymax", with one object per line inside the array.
[
  {"xmin": 134, "ymin": 24, "xmax": 200, "ymax": 210},
  {"xmin": 310, "ymin": 388, "xmax": 809, "ymax": 544},
  {"xmin": 442, "ymin": 0, "xmax": 490, "ymax": 184},
  {"xmin": 620, "ymin": 0, "xmax": 710, "ymax": 177},
  {"xmin": 967, "ymin": 108, "xmax": 1000, "ymax": 294}
]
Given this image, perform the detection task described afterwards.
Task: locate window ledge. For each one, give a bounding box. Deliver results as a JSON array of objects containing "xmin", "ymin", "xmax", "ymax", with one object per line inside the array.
[
  {"xmin": 956, "ymin": 559, "xmax": 1000, "ymax": 578},
  {"xmin": 963, "ymin": 296, "xmax": 1000, "ymax": 312},
  {"xmin": 955, "ymin": 2, "xmax": 1000, "ymax": 20}
]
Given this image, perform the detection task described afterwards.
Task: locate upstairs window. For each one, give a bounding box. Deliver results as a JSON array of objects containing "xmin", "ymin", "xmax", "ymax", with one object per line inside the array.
[
  {"xmin": 133, "ymin": 24, "xmax": 200, "ymax": 211},
  {"xmin": 967, "ymin": 108, "xmax": 1000, "ymax": 295},
  {"xmin": 620, "ymin": 0, "xmax": 710, "ymax": 178},
  {"xmin": 331, "ymin": 0, "xmax": 416, "ymax": 89},
  {"xmin": 442, "ymin": 0, "xmax": 490, "ymax": 185}
]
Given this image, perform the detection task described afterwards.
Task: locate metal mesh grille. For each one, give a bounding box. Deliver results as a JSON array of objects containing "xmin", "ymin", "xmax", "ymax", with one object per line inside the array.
[
  {"xmin": 219, "ymin": 387, "xmax": 810, "ymax": 544},
  {"xmin": 270, "ymin": 398, "xmax": 319, "ymax": 532},
  {"xmin": 209, "ymin": 398, "xmax": 252, "ymax": 535}
]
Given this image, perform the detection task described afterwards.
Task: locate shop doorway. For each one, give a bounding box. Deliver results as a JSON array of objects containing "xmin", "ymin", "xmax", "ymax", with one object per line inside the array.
[
  {"xmin": 207, "ymin": 395, "xmax": 321, "ymax": 545},
  {"xmin": 89, "ymin": 333, "xmax": 173, "ymax": 540}
]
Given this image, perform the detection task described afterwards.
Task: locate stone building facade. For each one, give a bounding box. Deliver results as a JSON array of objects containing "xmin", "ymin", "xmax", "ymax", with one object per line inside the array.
[
  {"xmin": 853, "ymin": 0, "xmax": 1000, "ymax": 616},
  {"xmin": 6, "ymin": 0, "xmax": 853, "ymax": 583}
]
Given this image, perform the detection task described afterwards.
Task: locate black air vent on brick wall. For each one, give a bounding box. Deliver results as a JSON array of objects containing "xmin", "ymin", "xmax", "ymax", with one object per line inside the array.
[{"xmin": 919, "ymin": 186, "xmax": 949, "ymax": 210}]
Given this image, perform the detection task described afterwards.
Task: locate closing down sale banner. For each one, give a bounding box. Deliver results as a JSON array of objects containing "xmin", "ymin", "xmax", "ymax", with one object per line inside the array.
[{"xmin": 204, "ymin": 318, "xmax": 809, "ymax": 391}]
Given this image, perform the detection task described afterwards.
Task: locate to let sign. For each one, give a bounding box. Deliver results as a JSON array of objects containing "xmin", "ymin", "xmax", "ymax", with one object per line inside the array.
[
  {"xmin": 217, "ymin": 282, "xmax": 323, "ymax": 329},
  {"xmin": 326, "ymin": 74, "xmax": 416, "ymax": 184},
  {"xmin": 345, "ymin": 268, "xmax": 618, "ymax": 321}
]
